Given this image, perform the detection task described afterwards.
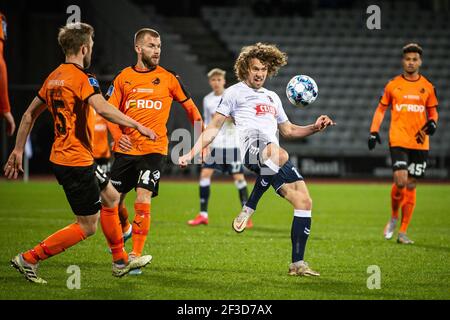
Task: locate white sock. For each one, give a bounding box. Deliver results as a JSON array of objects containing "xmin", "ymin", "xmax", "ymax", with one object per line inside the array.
[
  {"xmin": 294, "ymin": 209, "xmax": 312, "ymax": 218},
  {"xmin": 242, "ymin": 205, "xmax": 255, "ymax": 215},
  {"xmin": 200, "ymin": 211, "xmax": 208, "ymax": 218},
  {"xmin": 235, "ymin": 179, "xmax": 247, "ymax": 189},
  {"xmin": 199, "ymin": 178, "xmax": 211, "ymax": 187}
]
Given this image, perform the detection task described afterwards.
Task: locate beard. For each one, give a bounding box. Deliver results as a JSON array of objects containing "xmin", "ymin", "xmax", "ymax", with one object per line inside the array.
[
  {"xmin": 83, "ymin": 53, "xmax": 92, "ymax": 69},
  {"xmin": 142, "ymin": 53, "xmax": 158, "ymax": 69}
]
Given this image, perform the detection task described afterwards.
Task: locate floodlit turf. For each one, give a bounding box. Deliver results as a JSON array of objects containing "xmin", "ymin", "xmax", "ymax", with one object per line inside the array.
[{"xmin": 0, "ymin": 180, "xmax": 449, "ymax": 300}]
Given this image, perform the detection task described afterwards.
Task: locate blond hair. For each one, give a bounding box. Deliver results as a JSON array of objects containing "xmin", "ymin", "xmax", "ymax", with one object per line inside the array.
[
  {"xmin": 207, "ymin": 68, "xmax": 226, "ymax": 78},
  {"xmin": 58, "ymin": 22, "xmax": 94, "ymax": 56},
  {"xmin": 234, "ymin": 43, "xmax": 287, "ymax": 81},
  {"xmin": 134, "ymin": 28, "xmax": 160, "ymax": 45}
]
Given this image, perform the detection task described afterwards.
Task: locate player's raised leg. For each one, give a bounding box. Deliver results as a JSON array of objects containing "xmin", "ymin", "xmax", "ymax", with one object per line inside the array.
[
  {"xmin": 188, "ymin": 168, "xmax": 214, "ymax": 226},
  {"xmin": 279, "ymin": 180, "xmax": 319, "ymax": 277}
]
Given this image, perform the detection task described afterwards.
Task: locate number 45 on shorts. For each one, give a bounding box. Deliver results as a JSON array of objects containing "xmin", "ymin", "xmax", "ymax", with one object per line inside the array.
[{"xmin": 408, "ymin": 162, "xmax": 426, "ymax": 177}]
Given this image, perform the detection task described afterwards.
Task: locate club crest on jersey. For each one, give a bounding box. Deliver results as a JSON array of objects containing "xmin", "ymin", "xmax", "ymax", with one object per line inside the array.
[
  {"xmin": 267, "ymin": 95, "xmax": 274, "ymax": 103},
  {"xmin": 255, "ymin": 104, "xmax": 277, "ymax": 117},
  {"xmin": 152, "ymin": 77, "xmax": 160, "ymax": 85},
  {"xmin": 88, "ymin": 77, "xmax": 99, "ymax": 87}
]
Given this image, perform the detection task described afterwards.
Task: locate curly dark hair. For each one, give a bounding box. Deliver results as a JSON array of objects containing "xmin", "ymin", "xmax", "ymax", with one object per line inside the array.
[
  {"xmin": 403, "ymin": 43, "xmax": 423, "ymax": 57},
  {"xmin": 234, "ymin": 43, "xmax": 288, "ymax": 81}
]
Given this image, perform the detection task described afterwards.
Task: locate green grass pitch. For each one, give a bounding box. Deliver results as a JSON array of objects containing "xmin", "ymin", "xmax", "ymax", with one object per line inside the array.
[{"xmin": 0, "ymin": 180, "xmax": 449, "ymax": 300}]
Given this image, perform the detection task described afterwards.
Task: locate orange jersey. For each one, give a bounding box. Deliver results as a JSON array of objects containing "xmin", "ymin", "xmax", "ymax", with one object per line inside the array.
[
  {"xmin": 38, "ymin": 63, "xmax": 101, "ymax": 166},
  {"xmin": 379, "ymin": 75, "xmax": 438, "ymax": 150},
  {"xmin": 0, "ymin": 12, "xmax": 9, "ymax": 114},
  {"xmin": 0, "ymin": 12, "xmax": 6, "ymax": 42},
  {"xmin": 106, "ymin": 65, "xmax": 192, "ymax": 156},
  {"xmin": 93, "ymin": 112, "xmax": 111, "ymax": 159}
]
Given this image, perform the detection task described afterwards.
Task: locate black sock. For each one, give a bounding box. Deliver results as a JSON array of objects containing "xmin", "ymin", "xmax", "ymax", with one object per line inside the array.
[
  {"xmin": 291, "ymin": 216, "xmax": 311, "ymax": 263},
  {"xmin": 245, "ymin": 175, "xmax": 273, "ymax": 210},
  {"xmin": 199, "ymin": 185, "xmax": 210, "ymax": 212}
]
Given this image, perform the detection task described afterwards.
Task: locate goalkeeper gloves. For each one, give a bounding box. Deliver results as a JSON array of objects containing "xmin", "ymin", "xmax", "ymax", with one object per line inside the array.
[
  {"xmin": 368, "ymin": 132, "xmax": 381, "ymax": 150},
  {"xmin": 415, "ymin": 120, "xmax": 437, "ymax": 144}
]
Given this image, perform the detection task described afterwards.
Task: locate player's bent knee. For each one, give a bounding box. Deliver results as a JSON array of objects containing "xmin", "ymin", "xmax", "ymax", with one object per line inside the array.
[
  {"xmin": 200, "ymin": 169, "xmax": 214, "ymax": 180},
  {"xmin": 298, "ymin": 194, "xmax": 313, "ymax": 210},
  {"xmin": 278, "ymin": 149, "xmax": 289, "ymax": 166},
  {"xmin": 136, "ymin": 188, "xmax": 152, "ymax": 204},
  {"xmin": 77, "ymin": 217, "xmax": 99, "ymax": 237}
]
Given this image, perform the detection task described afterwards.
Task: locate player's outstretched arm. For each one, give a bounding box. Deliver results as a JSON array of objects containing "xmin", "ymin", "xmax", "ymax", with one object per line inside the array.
[
  {"xmin": 178, "ymin": 112, "xmax": 227, "ymax": 167},
  {"xmin": 279, "ymin": 115, "xmax": 335, "ymax": 139},
  {"xmin": 4, "ymin": 97, "xmax": 46, "ymax": 179},
  {"xmin": 89, "ymin": 94, "xmax": 156, "ymax": 141}
]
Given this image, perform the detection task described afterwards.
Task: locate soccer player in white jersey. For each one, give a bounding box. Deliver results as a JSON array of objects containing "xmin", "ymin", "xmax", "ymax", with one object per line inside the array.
[
  {"xmin": 188, "ymin": 68, "xmax": 251, "ymax": 227},
  {"xmin": 179, "ymin": 43, "xmax": 335, "ymax": 276}
]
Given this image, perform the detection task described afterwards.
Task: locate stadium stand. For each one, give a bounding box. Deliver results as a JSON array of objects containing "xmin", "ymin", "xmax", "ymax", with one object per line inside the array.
[
  {"xmin": 2, "ymin": 0, "xmax": 448, "ymax": 177},
  {"xmin": 199, "ymin": 2, "xmax": 449, "ymax": 160}
]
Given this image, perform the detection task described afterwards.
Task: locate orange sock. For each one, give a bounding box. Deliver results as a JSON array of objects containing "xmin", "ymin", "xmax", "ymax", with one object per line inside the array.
[
  {"xmin": 119, "ymin": 204, "xmax": 131, "ymax": 234},
  {"xmin": 399, "ymin": 188, "xmax": 416, "ymax": 234},
  {"xmin": 22, "ymin": 223, "xmax": 86, "ymax": 264},
  {"xmin": 131, "ymin": 203, "xmax": 151, "ymax": 257},
  {"xmin": 391, "ymin": 183, "xmax": 405, "ymax": 219},
  {"xmin": 100, "ymin": 206, "xmax": 128, "ymax": 264}
]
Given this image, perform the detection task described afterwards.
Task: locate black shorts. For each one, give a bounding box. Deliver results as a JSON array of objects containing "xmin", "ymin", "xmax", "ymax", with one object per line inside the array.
[
  {"xmin": 390, "ymin": 147, "xmax": 428, "ymax": 178},
  {"xmin": 52, "ymin": 163, "xmax": 108, "ymax": 216},
  {"xmin": 243, "ymin": 141, "xmax": 303, "ymax": 195},
  {"xmin": 110, "ymin": 153, "xmax": 165, "ymax": 197},
  {"xmin": 202, "ymin": 148, "xmax": 244, "ymax": 175}
]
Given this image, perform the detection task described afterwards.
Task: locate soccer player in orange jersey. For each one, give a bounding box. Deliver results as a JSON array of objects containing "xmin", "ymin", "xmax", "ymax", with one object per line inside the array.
[
  {"xmin": 106, "ymin": 28, "xmax": 202, "ymax": 269},
  {"xmin": 368, "ymin": 43, "xmax": 439, "ymax": 244},
  {"xmin": 4, "ymin": 23, "xmax": 156, "ymax": 283},
  {"xmin": 0, "ymin": 12, "xmax": 16, "ymax": 136}
]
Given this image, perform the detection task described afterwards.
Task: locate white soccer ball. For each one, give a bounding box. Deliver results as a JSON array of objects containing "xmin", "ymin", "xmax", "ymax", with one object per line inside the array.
[{"xmin": 286, "ymin": 75, "xmax": 318, "ymax": 107}]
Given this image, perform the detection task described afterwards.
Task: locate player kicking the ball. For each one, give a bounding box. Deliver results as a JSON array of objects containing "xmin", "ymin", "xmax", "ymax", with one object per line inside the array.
[
  {"xmin": 368, "ymin": 43, "xmax": 439, "ymax": 244},
  {"xmin": 187, "ymin": 68, "xmax": 250, "ymax": 227},
  {"xmin": 179, "ymin": 43, "xmax": 335, "ymax": 276}
]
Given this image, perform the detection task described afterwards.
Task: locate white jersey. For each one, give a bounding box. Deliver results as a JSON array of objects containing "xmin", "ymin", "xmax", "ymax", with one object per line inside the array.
[
  {"xmin": 216, "ymin": 81, "xmax": 289, "ymax": 158},
  {"xmin": 203, "ymin": 91, "xmax": 240, "ymax": 149}
]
